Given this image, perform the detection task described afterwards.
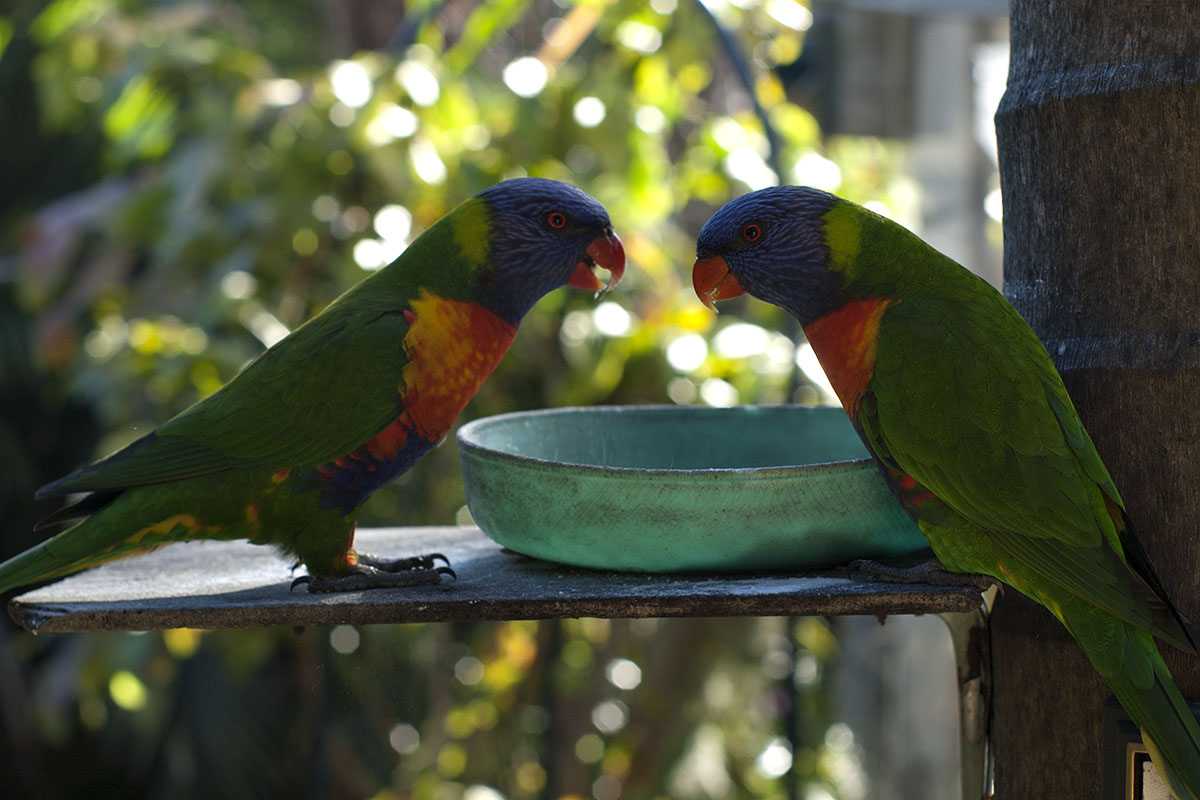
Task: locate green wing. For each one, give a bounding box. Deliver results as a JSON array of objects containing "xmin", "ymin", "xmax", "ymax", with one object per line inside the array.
[
  {"xmin": 39, "ymin": 301, "xmax": 412, "ymax": 497},
  {"xmin": 37, "ymin": 196, "xmax": 489, "ymax": 499},
  {"xmin": 862, "ymin": 284, "xmax": 1192, "ymax": 650}
]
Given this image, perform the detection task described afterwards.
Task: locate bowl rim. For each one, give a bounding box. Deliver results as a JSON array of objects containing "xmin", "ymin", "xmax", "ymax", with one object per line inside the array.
[{"xmin": 456, "ymin": 404, "xmax": 877, "ymax": 477}]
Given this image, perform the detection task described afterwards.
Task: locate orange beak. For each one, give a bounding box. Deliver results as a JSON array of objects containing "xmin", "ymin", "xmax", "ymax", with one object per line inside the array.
[
  {"xmin": 692, "ymin": 255, "xmax": 746, "ymax": 312},
  {"xmin": 570, "ymin": 232, "xmax": 627, "ymax": 293}
]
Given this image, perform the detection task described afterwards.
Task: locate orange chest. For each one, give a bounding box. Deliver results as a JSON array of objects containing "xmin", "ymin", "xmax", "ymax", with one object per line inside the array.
[
  {"xmin": 802, "ymin": 297, "xmax": 894, "ymax": 418},
  {"xmin": 397, "ymin": 295, "xmax": 517, "ymax": 442}
]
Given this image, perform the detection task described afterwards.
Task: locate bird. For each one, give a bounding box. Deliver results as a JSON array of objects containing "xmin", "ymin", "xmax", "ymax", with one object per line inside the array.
[
  {"xmin": 4, "ymin": 177, "xmax": 625, "ymax": 594},
  {"xmin": 691, "ymin": 185, "xmax": 1200, "ymax": 798}
]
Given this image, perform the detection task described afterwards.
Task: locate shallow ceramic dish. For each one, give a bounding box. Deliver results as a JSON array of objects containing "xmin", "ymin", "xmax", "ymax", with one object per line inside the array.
[{"xmin": 456, "ymin": 405, "xmax": 927, "ymax": 572}]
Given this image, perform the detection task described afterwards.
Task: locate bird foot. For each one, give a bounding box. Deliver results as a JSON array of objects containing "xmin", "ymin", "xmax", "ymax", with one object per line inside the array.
[
  {"xmin": 291, "ymin": 555, "xmax": 456, "ymax": 593},
  {"xmin": 356, "ymin": 551, "xmax": 453, "ymax": 575},
  {"xmin": 846, "ymin": 558, "xmax": 1001, "ymax": 592}
]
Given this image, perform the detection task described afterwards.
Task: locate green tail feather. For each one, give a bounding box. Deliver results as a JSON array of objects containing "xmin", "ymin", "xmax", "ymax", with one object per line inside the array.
[
  {"xmin": 0, "ymin": 492, "xmax": 190, "ymax": 594},
  {"xmin": 0, "ymin": 524, "xmax": 118, "ymax": 594},
  {"xmin": 1068, "ymin": 602, "xmax": 1200, "ymax": 799},
  {"xmin": 1147, "ymin": 735, "xmax": 1200, "ymax": 800},
  {"xmin": 1110, "ymin": 643, "xmax": 1200, "ymax": 800}
]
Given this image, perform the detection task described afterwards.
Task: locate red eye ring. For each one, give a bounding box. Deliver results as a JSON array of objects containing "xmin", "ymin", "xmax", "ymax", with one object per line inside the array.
[
  {"xmin": 741, "ymin": 223, "xmax": 763, "ymax": 243},
  {"xmin": 547, "ymin": 211, "xmax": 568, "ymax": 229}
]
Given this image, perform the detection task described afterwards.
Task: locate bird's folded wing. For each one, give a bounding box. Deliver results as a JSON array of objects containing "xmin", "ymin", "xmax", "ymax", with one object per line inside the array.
[
  {"xmin": 37, "ymin": 305, "xmax": 413, "ymax": 498},
  {"xmin": 864, "ymin": 293, "xmax": 1192, "ymax": 651}
]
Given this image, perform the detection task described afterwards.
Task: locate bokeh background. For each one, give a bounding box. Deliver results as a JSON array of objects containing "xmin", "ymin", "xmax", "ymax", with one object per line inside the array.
[{"xmin": 0, "ymin": 1, "xmax": 1006, "ymax": 797}]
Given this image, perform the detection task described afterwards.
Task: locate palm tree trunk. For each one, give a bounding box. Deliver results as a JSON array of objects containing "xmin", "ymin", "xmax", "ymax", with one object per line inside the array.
[{"xmin": 993, "ymin": 3, "xmax": 1200, "ymax": 796}]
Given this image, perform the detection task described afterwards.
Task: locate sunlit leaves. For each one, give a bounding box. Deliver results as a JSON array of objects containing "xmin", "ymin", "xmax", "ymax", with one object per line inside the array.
[
  {"xmin": 502, "ymin": 56, "xmax": 549, "ymax": 97},
  {"xmin": 330, "ymin": 624, "xmax": 361, "ymax": 654},
  {"xmin": 615, "ymin": 19, "xmax": 664, "ymax": 55},
  {"xmin": 329, "ymin": 59, "xmax": 373, "ymax": 108},
  {"xmin": 445, "ymin": 0, "xmax": 531, "ymax": 74},
  {"xmin": 389, "ymin": 722, "xmax": 421, "ymax": 755},
  {"xmin": 30, "ymin": 0, "xmax": 108, "ymax": 44},
  {"xmin": 108, "ymin": 669, "xmax": 149, "ymax": 711},
  {"xmin": 0, "ymin": 18, "xmax": 14, "ymax": 61},
  {"xmin": 395, "ymin": 57, "xmax": 440, "ymax": 107},
  {"xmin": 161, "ymin": 627, "xmax": 203, "ymax": 658},
  {"xmin": 6, "ymin": 2, "xmax": 901, "ymax": 796}
]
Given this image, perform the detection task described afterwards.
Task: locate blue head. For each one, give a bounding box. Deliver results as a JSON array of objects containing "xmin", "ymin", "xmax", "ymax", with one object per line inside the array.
[
  {"xmin": 693, "ymin": 186, "xmax": 843, "ymax": 325},
  {"xmin": 476, "ymin": 178, "xmax": 625, "ymax": 323}
]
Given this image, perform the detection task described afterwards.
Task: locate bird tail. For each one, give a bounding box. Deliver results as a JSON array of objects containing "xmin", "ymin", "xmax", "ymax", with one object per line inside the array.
[
  {"xmin": 0, "ymin": 492, "xmax": 181, "ymax": 595},
  {"xmin": 1111, "ymin": 640, "xmax": 1200, "ymax": 800},
  {"xmin": 2, "ymin": 533, "xmax": 94, "ymax": 595},
  {"xmin": 0, "ymin": 519, "xmax": 145, "ymax": 595},
  {"xmin": 1070, "ymin": 607, "xmax": 1200, "ymax": 799}
]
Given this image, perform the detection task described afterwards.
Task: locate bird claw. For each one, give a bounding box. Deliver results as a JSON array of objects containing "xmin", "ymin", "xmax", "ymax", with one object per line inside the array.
[
  {"xmin": 288, "ymin": 551, "xmax": 457, "ymax": 592},
  {"xmin": 356, "ymin": 551, "xmax": 451, "ymax": 573},
  {"xmin": 846, "ymin": 558, "xmax": 1001, "ymax": 592},
  {"xmin": 291, "ymin": 550, "xmax": 458, "ymax": 593},
  {"xmin": 292, "ymin": 561, "xmax": 455, "ymax": 593}
]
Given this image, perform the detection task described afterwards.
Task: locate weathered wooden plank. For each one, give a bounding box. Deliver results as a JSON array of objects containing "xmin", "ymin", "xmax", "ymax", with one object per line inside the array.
[{"xmin": 7, "ymin": 526, "xmax": 982, "ymax": 633}]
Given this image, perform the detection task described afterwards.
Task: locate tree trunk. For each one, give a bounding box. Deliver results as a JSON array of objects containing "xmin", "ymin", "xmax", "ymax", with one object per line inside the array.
[{"xmin": 994, "ymin": 3, "xmax": 1200, "ymax": 797}]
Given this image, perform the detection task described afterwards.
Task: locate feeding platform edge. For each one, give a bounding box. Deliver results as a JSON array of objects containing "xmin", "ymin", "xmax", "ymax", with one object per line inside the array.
[{"xmin": 8, "ymin": 526, "xmax": 983, "ymax": 633}]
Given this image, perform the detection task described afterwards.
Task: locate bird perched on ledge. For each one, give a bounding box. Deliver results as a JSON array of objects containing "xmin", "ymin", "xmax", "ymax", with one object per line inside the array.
[
  {"xmin": 692, "ymin": 185, "xmax": 1200, "ymax": 799},
  {"xmin": 3, "ymin": 178, "xmax": 624, "ymax": 594}
]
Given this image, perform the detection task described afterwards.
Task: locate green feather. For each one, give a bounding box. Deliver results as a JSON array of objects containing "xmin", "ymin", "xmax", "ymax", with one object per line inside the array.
[
  {"xmin": 34, "ymin": 201, "xmax": 512, "ymax": 500},
  {"xmin": 39, "ymin": 308, "xmax": 413, "ymax": 496},
  {"xmin": 835, "ymin": 197, "xmax": 1200, "ymax": 795},
  {"xmin": 695, "ymin": 186, "xmax": 1200, "ymax": 797},
  {"xmin": 10, "ymin": 178, "xmax": 623, "ymax": 592},
  {"xmin": 843, "ymin": 214, "xmax": 1194, "ymax": 652}
]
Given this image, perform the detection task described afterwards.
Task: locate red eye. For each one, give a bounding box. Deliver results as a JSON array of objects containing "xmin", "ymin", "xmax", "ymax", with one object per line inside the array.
[
  {"xmin": 741, "ymin": 223, "xmax": 763, "ymax": 243},
  {"xmin": 547, "ymin": 211, "xmax": 567, "ymax": 229}
]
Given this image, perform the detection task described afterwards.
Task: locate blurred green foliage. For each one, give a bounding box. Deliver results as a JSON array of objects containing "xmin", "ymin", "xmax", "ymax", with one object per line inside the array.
[{"xmin": 0, "ymin": 0, "xmax": 911, "ymax": 797}]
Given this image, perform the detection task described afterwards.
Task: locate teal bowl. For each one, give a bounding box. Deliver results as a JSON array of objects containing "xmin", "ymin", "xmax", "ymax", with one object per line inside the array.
[{"xmin": 456, "ymin": 405, "xmax": 927, "ymax": 572}]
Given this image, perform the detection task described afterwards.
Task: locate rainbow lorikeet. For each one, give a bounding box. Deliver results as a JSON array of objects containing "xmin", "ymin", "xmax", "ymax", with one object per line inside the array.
[
  {"xmin": 692, "ymin": 186, "xmax": 1200, "ymax": 797},
  {"xmin": 4, "ymin": 178, "xmax": 624, "ymax": 594}
]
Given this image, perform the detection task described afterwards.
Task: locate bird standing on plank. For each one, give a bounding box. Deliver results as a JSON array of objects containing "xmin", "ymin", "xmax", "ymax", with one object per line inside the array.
[
  {"xmin": 4, "ymin": 178, "xmax": 624, "ymax": 594},
  {"xmin": 692, "ymin": 185, "xmax": 1200, "ymax": 798}
]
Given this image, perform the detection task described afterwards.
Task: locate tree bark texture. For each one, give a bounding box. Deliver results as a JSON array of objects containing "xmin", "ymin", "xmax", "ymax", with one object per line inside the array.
[{"xmin": 995, "ymin": 3, "xmax": 1200, "ymax": 797}]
